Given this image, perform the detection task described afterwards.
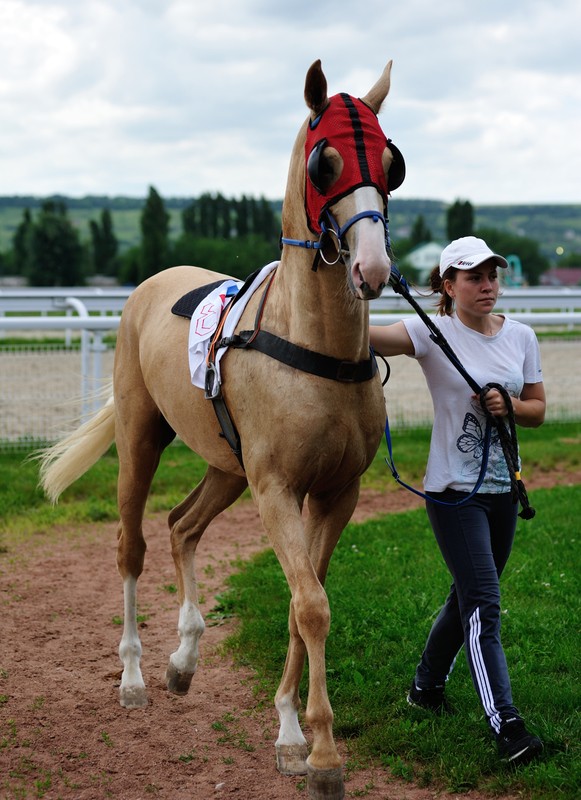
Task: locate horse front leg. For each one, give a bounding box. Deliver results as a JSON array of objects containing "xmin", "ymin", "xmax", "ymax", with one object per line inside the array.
[
  {"xmin": 274, "ymin": 603, "xmax": 309, "ymax": 775},
  {"xmin": 166, "ymin": 467, "xmax": 248, "ymax": 695},
  {"xmin": 258, "ymin": 484, "xmax": 359, "ymax": 800}
]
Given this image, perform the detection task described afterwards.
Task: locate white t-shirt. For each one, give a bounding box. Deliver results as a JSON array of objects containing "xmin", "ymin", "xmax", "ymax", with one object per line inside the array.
[{"xmin": 403, "ymin": 314, "xmax": 543, "ymax": 493}]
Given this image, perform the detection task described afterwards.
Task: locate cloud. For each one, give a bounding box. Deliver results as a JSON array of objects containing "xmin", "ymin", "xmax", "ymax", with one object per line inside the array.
[{"xmin": 0, "ymin": 0, "xmax": 579, "ymax": 203}]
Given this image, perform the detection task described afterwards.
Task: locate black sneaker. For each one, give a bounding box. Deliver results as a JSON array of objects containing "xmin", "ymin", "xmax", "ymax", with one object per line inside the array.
[
  {"xmin": 407, "ymin": 679, "xmax": 450, "ymax": 714},
  {"xmin": 496, "ymin": 719, "xmax": 543, "ymax": 766}
]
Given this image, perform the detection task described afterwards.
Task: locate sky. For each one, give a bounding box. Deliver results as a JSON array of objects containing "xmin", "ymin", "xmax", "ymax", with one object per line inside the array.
[{"xmin": 1, "ymin": 0, "xmax": 580, "ymax": 205}]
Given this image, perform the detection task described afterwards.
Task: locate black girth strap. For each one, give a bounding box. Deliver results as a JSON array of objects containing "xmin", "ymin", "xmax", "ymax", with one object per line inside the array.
[
  {"xmin": 211, "ymin": 394, "xmax": 244, "ymax": 467},
  {"xmin": 223, "ymin": 329, "xmax": 377, "ymax": 383},
  {"xmin": 211, "ymin": 329, "xmax": 377, "ymax": 470}
]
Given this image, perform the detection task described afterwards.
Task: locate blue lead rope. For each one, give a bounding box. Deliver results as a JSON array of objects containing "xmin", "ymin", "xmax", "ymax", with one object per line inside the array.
[{"xmin": 383, "ymin": 408, "xmax": 492, "ymax": 508}]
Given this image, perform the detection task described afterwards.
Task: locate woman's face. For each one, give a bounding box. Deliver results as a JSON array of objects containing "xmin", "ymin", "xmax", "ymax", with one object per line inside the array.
[{"xmin": 444, "ymin": 258, "xmax": 500, "ymax": 317}]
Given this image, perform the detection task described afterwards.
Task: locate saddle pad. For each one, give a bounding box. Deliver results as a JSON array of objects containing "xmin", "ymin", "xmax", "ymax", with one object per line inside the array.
[
  {"xmin": 171, "ymin": 279, "xmax": 226, "ymax": 320},
  {"xmin": 180, "ymin": 261, "xmax": 279, "ymax": 390}
]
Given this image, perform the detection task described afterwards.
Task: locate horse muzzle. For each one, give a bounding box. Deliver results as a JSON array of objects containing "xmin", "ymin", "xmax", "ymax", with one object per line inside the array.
[
  {"xmin": 350, "ymin": 261, "xmax": 390, "ymax": 300},
  {"xmin": 357, "ymin": 277, "xmax": 387, "ymax": 301}
]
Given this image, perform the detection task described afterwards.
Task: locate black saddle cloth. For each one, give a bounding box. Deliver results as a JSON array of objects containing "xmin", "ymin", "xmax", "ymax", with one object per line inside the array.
[
  {"xmin": 171, "ymin": 280, "xmax": 226, "ymax": 320},
  {"xmin": 171, "ymin": 267, "xmax": 266, "ymax": 321}
]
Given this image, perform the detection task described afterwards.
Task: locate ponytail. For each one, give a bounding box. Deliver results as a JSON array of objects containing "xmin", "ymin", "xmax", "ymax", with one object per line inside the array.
[{"xmin": 429, "ymin": 265, "xmax": 457, "ymax": 316}]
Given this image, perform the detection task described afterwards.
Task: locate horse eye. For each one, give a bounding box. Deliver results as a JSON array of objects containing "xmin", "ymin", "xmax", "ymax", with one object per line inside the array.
[{"xmin": 307, "ymin": 138, "xmax": 335, "ymax": 194}]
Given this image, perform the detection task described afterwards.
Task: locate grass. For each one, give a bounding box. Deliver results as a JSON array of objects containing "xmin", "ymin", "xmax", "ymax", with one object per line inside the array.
[
  {"xmin": 0, "ymin": 443, "xmax": 211, "ymax": 546},
  {"xmin": 0, "ymin": 421, "xmax": 578, "ymax": 546},
  {"xmin": 0, "ymin": 422, "xmax": 579, "ymax": 798},
  {"xmin": 223, "ymin": 482, "xmax": 581, "ymax": 799}
]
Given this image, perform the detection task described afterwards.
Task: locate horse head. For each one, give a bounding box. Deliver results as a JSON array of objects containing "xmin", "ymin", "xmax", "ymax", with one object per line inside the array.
[{"xmin": 282, "ymin": 60, "xmax": 405, "ymax": 301}]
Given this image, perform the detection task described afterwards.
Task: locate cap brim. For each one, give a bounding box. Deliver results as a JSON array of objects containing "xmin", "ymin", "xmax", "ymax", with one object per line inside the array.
[{"xmin": 442, "ymin": 252, "xmax": 508, "ymax": 275}]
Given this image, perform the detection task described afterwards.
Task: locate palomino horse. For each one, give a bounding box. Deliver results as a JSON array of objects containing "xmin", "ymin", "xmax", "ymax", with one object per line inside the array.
[{"xmin": 39, "ymin": 59, "xmax": 405, "ymax": 799}]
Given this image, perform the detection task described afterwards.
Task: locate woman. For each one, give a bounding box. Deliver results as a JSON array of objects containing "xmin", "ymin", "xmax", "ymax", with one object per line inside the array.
[{"xmin": 371, "ymin": 236, "xmax": 546, "ymax": 766}]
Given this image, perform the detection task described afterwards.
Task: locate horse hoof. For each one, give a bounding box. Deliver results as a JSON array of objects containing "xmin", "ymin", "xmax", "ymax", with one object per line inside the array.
[
  {"xmin": 119, "ymin": 685, "xmax": 148, "ymax": 709},
  {"xmin": 276, "ymin": 743, "xmax": 309, "ymax": 775},
  {"xmin": 166, "ymin": 662, "xmax": 194, "ymax": 695},
  {"xmin": 307, "ymin": 764, "xmax": 344, "ymax": 799}
]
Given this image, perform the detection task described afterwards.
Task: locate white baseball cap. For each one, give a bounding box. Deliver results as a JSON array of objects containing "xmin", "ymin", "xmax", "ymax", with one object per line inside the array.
[{"xmin": 439, "ymin": 236, "xmax": 508, "ymax": 277}]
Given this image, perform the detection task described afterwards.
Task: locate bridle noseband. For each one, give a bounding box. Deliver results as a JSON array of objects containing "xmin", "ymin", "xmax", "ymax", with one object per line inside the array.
[{"xmin": 281, "ymin": 208, "xmax": 391, "ymax": 272}]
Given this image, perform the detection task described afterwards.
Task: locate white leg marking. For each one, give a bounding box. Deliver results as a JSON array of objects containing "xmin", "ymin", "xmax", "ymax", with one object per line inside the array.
[
  {"xmin": 169, "ymin": 599, "xmax": 205, "ymax": 674},
  {"xmin": 275, "ymin": 692, "xmax": 309, "ymax": 775},
  {"xmin": 275, "ymin": 692, "xmax": 308, "ymax": 748},
  {"xmin": 118, "ymin": 576, "xmax": 147, "ymax": 708}
]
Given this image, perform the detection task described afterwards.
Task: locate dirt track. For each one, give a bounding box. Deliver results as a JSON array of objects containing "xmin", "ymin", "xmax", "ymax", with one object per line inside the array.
[{"xmin": 3, "ymin": 464, "xmax": 580, "ymax": 800}]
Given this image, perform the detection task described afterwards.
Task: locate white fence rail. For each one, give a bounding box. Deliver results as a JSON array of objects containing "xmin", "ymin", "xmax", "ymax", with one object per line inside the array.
[
  {"xmin": 0, "ymin": 287, "xmax": 580, "ymax": 448},
  {"xmin": 2, "ymin": 285, "xmax": 581, "ymax": 316},
  {"xmin": 0, "ymin": 286, "xmax": 129, "ymax": 315}
]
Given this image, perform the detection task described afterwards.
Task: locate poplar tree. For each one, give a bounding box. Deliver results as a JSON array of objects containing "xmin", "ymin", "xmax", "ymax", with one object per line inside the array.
[
  {"xmin": 24, "ymin": 201, "xmax": 84, "ymax": 286},
  {"xmin": 139, "ymin": 186, "xmax": 170, "ymax": 282},
  {"xmin": 12, "ymin": 208, "xmax": 33, "ymax": 274},
  {"xmin": 89, "ymin": 208, "xmax": 118, "ymax": 276},
  {"xmin": 446, "ymin": 199, "xmax": 474, "ymax": 241},
  {"xmin": 410, "ymin": 214, "xmax": 432, "ymax": 246}
]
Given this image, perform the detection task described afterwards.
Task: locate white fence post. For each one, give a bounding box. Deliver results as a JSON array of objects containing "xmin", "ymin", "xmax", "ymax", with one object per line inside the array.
[{"xmin": 61, "ymin": 297, "xmax": 92, "ymax": 421}]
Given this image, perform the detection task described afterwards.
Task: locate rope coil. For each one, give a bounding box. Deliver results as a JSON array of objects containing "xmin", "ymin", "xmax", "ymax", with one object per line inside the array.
[{"xmin": 479, "ymin": 383, "xmax": 535, "ymax": 519}]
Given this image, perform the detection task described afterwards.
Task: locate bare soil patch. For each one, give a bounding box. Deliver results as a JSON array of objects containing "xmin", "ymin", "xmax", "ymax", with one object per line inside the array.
[{"xmin": 2, "ymin": 471, "xmax": 579, "ymax": 800}]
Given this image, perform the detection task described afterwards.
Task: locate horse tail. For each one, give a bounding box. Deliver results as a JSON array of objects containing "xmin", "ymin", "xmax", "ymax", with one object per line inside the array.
[{"xmin": 37, "ymin": 391, "xmax": 116, "ymax": 504}]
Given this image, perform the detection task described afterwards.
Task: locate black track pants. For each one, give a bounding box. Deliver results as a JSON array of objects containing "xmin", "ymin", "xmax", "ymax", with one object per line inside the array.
[{"xmin": 414, "ymin": 490, "xmax": 521, "ymax": 733}]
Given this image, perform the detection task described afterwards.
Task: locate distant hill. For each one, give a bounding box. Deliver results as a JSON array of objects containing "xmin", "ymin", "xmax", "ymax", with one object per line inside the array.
[
  {"xmin": 386, "ymin": 198, "xmax": 581, "ymax": 263},
  {"xmin": 0, "ymin": 195, "xmax": 579, "ymax": 264}
]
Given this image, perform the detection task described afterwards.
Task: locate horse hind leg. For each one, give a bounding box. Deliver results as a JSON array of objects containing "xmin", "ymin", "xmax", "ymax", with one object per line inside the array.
[
  {"xmin": 165, "ymin": 466, "xmax": 248, "ymax": 696},
  {"xmin": 116, "ymin": 410, "xmax": 176, "ymax": 709}
]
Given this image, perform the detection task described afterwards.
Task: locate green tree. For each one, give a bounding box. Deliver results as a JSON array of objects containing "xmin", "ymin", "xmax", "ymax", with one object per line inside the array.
[
  {"xmin": 139, "ymin": 186, "xmax": 170, "ymax": 282},
  {"xmin": 12, "ymin": 208, "xmax": 33, "ymax": 275},
  {"xmin": 476, "ymin": 227, "xmax": 549, "ymax": 286},
  {"xmin": 172, "ymin": 233, "xmax": 278, "ymax": 280},
  {"xmin": 199, "ymin": 193, "xmax": 213, "ymax": 238},
  {"xmin": 447, "ymin": 199, "xmax": 474, "ymax": 240},
  {"xmin": 99, "ymin": 208, "xmax": 118, "ymax": 275},
  {"xmin": 118, "ymin": 246, "xmax": 141, "ymax": 286},
  {"xmin": 89, "ymin": 208, "xmax": 118, "ymax": 277},
  {"xmin": 255, "ymin": 196, "xmax": 278, "ymax": 241},
  {"xmin": 215, "ymin": 192, "xmax": 230, "ymax": 239},
  {"xmin": 181, "ymin": 193, "xmax": 278, "ymax": 244},
  {"xmin": 23, "ymin": 201, "xmax": 84, "ymax": 286},
  {"xmin": 182, "ymin": 200, "xmax": 199, "ymax": 236},
  {"xmin": 556, "ymin": 251, "xmax": 581, "ymax": 267},
  {"xmin": 410, "ymin": 214, "xmax": 432, "ymax": 247},
  {"xmin": 236, "ymin": 196, "xmax": 249, "ymax": 237}
]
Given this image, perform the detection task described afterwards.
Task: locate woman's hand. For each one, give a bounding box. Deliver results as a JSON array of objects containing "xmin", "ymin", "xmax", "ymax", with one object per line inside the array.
[
  {"xmin": 475, "ymin": 388, "xmax": 509, "ymax": 418},
  {"xmin": 474, "ymin": 383, "xmax": 546, "ymax": 428}
]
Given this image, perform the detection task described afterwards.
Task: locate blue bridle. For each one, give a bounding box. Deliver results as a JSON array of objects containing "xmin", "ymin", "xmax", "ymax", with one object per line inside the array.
[{"xmin": 281, "ymin": 208, "xmax": 391, "ymax": 271}]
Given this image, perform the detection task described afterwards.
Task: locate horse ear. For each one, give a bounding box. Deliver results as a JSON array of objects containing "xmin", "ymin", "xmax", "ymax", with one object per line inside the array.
[
  {"xmin": 361, "ymin": 60, "xmax": 393, "ymax": 114},
  {"xmin": 304, "ymin": 59, "xmax": 329, "ymax": 116}
]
